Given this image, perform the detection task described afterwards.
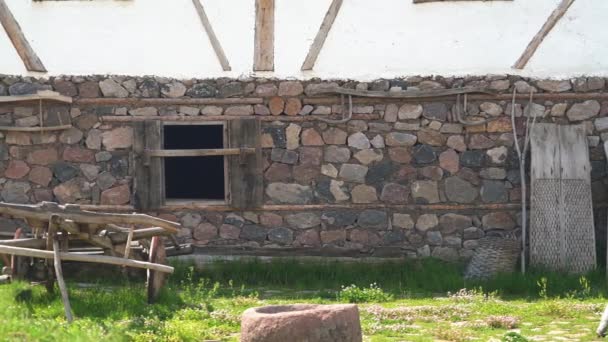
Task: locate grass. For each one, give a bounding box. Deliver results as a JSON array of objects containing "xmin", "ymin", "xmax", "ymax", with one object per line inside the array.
[{"xmin": 0, "ymin": 258, "xmax": 606, "ymax": 341}]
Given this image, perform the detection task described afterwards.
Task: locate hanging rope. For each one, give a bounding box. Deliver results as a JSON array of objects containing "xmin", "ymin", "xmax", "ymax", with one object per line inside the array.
[{"xmin": 455, "ymin": 93, "xmax": 501, "ymax": 126}]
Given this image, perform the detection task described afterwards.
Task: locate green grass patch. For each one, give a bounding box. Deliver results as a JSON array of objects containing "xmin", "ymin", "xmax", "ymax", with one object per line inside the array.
[{"xmin": 0, "ymin": 258, "xmax": 605, "ymax": 341}]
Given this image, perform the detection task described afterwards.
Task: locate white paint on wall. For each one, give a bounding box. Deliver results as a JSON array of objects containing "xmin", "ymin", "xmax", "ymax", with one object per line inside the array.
[{"xmin": 0, "ymin": 0, "xmax": 606, "ymax": 80}]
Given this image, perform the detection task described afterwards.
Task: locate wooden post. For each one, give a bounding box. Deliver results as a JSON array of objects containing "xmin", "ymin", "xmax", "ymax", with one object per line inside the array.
[
  {"xmin": 0, "ymin": 0, "xmax": 47, "ymax": 72},
  {"xmin": 53, "ymin": 239, "xmax": 73, "ymax": 323},
  {"xmin": 301, "ymin": 0, "xmax": 343, "ymax": 71},
  {"xmin": 253, "ymin": 0, "xmax": 274, "ymax": 71},
  {"xmin": 512, "ymin": 0, "xmax": 576, "ymax": 69},
  {"xmin": 191, "ymin": 0, "xmax": 232, "ymax": 71}
]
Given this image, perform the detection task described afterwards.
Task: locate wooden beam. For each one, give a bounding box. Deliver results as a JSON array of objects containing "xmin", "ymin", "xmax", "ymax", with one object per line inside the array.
[
  {"xmin": 301, "ymin": 0, "xmax": 343, "ymax": 71},
  {"xmin": 146, "ymin": 148, "xmax": 256, "ymax": 158},
  {"xmin": 191, "ymin": 0, "xmax": 231, "ymax": 71},
  {"xmin": 0, "ymin": 0, "xmax": 46, "ymax": 72},
  {"xmin": 513, "ymin": 0, "xmax": 576, "ymax": 69},
  {"xmin": 253, "ymin": 0, "xmax": 274, "ymax": 71},
  {"xmin": 0, "ymin": 125, "xmax": 72, "ymax": 132},
  {"xmin": 0, "ymin": 244, "xmax": 174, "ymax": 273},
  {"xmin": 76, "ymin": 97, "xmax": 262, "ymax": 106},
  {"xmin": 413, "ymin": 0, "xmax": 512, "ymax": 3},
  {"xmin": 0, "ymin": 91, "xmax": 72, "ymax": 104}
]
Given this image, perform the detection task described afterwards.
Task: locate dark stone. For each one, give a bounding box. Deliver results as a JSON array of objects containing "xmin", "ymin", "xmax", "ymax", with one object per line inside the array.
[
  {"xmin": 240, "ymin": 224, "xmax": 267, "ymax": 242},
  {"xmin": 187, "ymin": 82, "xmax": 217, "ymax": 98},
  {"xmin": 225, "ymin": 214, "xmax": 245, "ymax": 228},
  {"xmin": 110, "ymin": 156, "xmax": 129, "ymax": 177},
  {"xmin": 52, "ymin": 162, "xmax": 79, "ymax": 182},
  {"xmin": 0, "ymin": 144, "xmax": 8, "ymax": 161},
  {"xmin": 95, "ymin": 106, "xmax": 114, "ymax": 115},
  {"xmin": 444, "ymin": 176, "xmax": 478, "ymax": 203},
  {"xmin": 591, "ymin": 161, "xmax": 606, "ymax": 181},
  {"xmin": 219, "ymin": 82, "xmax": 243, "ymax": 98},
  {"xmin": 506, "ymin": 169, "xmax": 521, "ymax": 185},
  {"xmin": 314, "ymin": 179, "xmax": 332, "ymax": 202},
  {"xmin": 271, "ymin": 149, "xmax": 298, "ymax": 165},
  {"xmin": 321, "ymin": 210, "xmax": 358, "ymax": 228},
  {"xmin": 357, "ymin": 210, "xmax": 388, "ymax": 229},
  {"xmin": 480, "ymin": 180, "xmax": 508, "ymax": 203},
  {"xmin": 383, "ymin": 231, "xmax": 405, "ymax": 244},
  {"xmin": 264, "ymin": 127, "xmax": 286, "ymax": 149},
  {"xmin": 366, "ymin": 160, "xmax": 396, "ymax": 185},
  {"xmin": 139, "ymin": 78, "xmax": 160, "ymax": 97},
  {"xmin": 412, "ymin": 145, "xmax": 436, "ymax": 164},
  {"xmin": 389, "ymin": 80, "xmax": 408, "ymax": 89},
  {"xmin": 268, "ymin": 227, "xmax": 294, "ymax": 244},
  {"xmin": 460, "ymin": 150, "xmax": 485, "ymax": 168},
  {"xmin": 423, "ymin": 103, "xmax": 448, "ymax": 121},
  {"xmin": 505, "ymin": 150, "xmax": 520, "ymax": 168},
  {"xmin": 8, "ymin": 82, "xmax": 50, "ymax": 95},
  {"xmin": 370, "ymin": 80, "xmax": 390, "ymax": 91},
  {"xmin": 0, "ymin": 84, "xmax": 6, "ymax": 96}
]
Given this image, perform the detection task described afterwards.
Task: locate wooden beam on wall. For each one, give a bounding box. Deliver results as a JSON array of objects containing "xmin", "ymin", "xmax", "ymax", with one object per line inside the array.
[
  {"xmin": 191, "ymin": 0, "xmax": 231, "ymax": 71},
  {"xmin": 0, "ymin": 0, "xmax": 46, "ymax": 72},
  {"xmin": 301, "ymin": 0, "xmax": 343, "ymax": 71},
  {"xmin": 253, "ymin": 0, "xmax": 274, "ymax": 71},
  {"xmin": 512, "ymin": 0, "xmax": 576, "ymax": 69}
]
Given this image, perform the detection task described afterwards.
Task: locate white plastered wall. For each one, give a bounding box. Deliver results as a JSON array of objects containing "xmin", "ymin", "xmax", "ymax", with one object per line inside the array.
[{"xmin": 0, "ymin": 0, "xmax": 607, "ymax": 80}]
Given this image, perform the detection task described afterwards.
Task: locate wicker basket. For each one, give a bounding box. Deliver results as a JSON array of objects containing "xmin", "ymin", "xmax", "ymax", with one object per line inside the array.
[{"xmin": 464, "ymin": 237, "xmax": 521, "ymax": 280}]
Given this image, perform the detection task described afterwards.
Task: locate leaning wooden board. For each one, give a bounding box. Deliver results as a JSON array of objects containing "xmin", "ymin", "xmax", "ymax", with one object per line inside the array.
[{"xmin": 530, "ymin": 123, "xmax": 596, "ymax": 273}]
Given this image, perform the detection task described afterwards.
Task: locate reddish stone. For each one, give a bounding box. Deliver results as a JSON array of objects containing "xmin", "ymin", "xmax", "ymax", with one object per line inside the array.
[
  {"xmin": 299, "ymin": 147, "xmax": 322, "ymax": 165},
  {"xmin": 320, "ymin": 230, "xmax": 346, "ymax": 244},
  {"xmin": 482, "ymin": 212, "xmax": 515, "ymax": 230},
  {"xmin": 418, "ymin": 166, "xmax": 444, "ymax": 181},
  {"xmin": 63, "ymin": 147, "xmax": 95, "ymax": 163},
  {"xmin": 4, "ymin": 160, "xmax": 30, "ymax": 179},
  {"xmin": 295, "ymin": 229, "xmax": 320, "ymax": 246},
  {"xmin": 301, "ymin": 128, "xmax": 324, "ymax": 146},
  {"xmin": 284, "ymin": 98, "xmax": 302, "ymax": 116},
  {"xmin": 417, "ymin": 129, "xmax": 446, "ymax": 146},
  {"xmin": 78, "ymin": 81, "xmax": 100, "ymax": 98},
  {"xmin": 100, "ymin": 184, "xmax": 131, "ymax": 205},
  {"xmin": 349, "ymin": 229, "xmax": 369, "ymax": 244},
  {"xmin": 27, "ymin": 148, "xmax": 59, "ymax": 165},
  {"xmin": 380, "ymin": 183, "xmax": 409, "ymax": 203},
  {"xmin": 269, "ymin": 97, "xmax": 285, "ymax": 115},
  {"xmin": 28, "ymin": 166, "xmax": 53, "ymax": 186},
  {"xmin": 9, "ymin": 146, "xmax": 29, "ymax": 159},
  {"xmin": 322, "ymin": 128, "xmax": 347, "ymax": 145},
  {"xmin": 240, "ymin": 304, "xmax": 362, "ymax": 342},
  {"xmin": 158, "ymin": 213, "xmax": 179, "ymax": 223},
  {"xmin": 388, "ymin": 147, "xmax": 412, "ymax": 163},
  {"xmin": 510, "ymin": 188, "xmax": 522, "ymax": 202},
  {"xmin": 219, "ymin": 224, "xmax": 241, "ymax": 239},
  {"xmin": 439, "ymin": 149, "xmax": 460, "ymax": 174},
  {"xmin": 278, "ymin": 81, "xmax": 304, "ymax": 96},
  {"xmin": 101, "ymin": 127, "xmax": 133, "ymax": 150},
  {"xmin": 33, "ymin": 188, "xmax": 53, "ymax": 202},
  {"xmin": 193, "ymin": 222, "xmax": 218, "ymax": 241},
  {"xmin": 457, "ymin": 167, "xmax": 481, "ymax": 186},
  {"xmin": 260, "ymin": 212, "xmax": 283, "ymax": 227},
  {"xmin": 293, "ymin": 164, "xmax": 319, "ymax": 183},
  {"xmin": 53, "ymin": 178, "xmax": 90, "ymax": 203},
  {"xmin": 75, "ymin": 114, "xmax": 98, "ymax": 130},
  {"xmin": 469, "ymin": 134, "xmax": 495, "ymax": 150},
  {"xmin": 447, "ymin": 135, "xmax": 467, "ymax": 152},
  {"xmin": 265, "ymin": 163, "xmax": 291, "ymax": 182},
  {"xmin": 394, "ymin": 165, "xmax": 417, "ymax": 182},
  {"xmin": 487, "ymin": 116, "xmax": 512, "ymax": 133}
]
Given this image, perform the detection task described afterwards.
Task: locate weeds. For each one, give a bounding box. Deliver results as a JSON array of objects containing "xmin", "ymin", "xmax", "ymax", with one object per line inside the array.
[{"xmin": 337, "ymin": 283, "xmax": 393, "ymax": 303}]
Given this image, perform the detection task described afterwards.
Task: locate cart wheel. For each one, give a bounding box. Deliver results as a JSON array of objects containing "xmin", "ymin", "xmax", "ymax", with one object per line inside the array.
[
  {"xmin": 146, "ymin": 236, "xmax": 166, "ymax": 304},
  {"xmin": 10, "ymin": 228, "xmax": 29, "ymax": 280}
]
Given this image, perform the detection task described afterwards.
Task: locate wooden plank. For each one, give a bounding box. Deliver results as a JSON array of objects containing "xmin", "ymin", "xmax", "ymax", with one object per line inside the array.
[
  {"xmin": 253, "ymin": 0, "xmax": 274, "ymax": 71},
  {"xmin": 530, "ymin": 123, "xmax": 560, "ymax": 180},
  {"xmin": 0, "ymin": 92, "xmax": 72, "ymax": 104},
  {"xmin": 301, "ymin": 0, "xmax": 343, "ymax": 71},
  {"xmin": 0, "ymin": 202, "xmax": 180, "ymax": 233},
  {"xmin": 558, "ymin": 124, "xmax": 590, "ymax": 182},
  {"xmin": 76, "ymin": 97, "xmax": 262, "ymax": 106},
  {"xmin": 53, "ymin": 239, "xmax": 73, "ymax": 323},
  {"xmin": 0, "ymin": 244, "xmax": 174, "ymax": 273},
  {"xmin": 513, "ymin": 0, "xmax": 576, "ymax": 69},
  {"xmin": 145, "ymin": 121, "xmax": 164, "ymax": 209},
  {"xmin": 229, "ymin": 118, "xmax": 262, "ymax": 209},
  {"xmin": 146, "ymin": 148, "xmax": 255, "ymax": 158},
  {"xmin": 308, "ymin": 85, "xmax": 492, "ymax": 98},
  {"xmin": 0, "ymin": 0, "xmax": 47, "ymax": 72},
  {"xmin": 191, "ymin": 0, "xmax": 231, "ymax": 71},
  {"xmin": 133, "ymin": 122, "xmax": 149, "ymax": 211},
  {"xmin": 0, "ymin": 124, "xmax": 71, "ymax": 132}
]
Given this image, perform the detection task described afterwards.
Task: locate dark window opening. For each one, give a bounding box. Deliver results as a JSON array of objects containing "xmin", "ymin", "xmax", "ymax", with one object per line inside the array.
[{"xmin": 163, "ymin": 124, "xmax": 225, "ymax": 201}]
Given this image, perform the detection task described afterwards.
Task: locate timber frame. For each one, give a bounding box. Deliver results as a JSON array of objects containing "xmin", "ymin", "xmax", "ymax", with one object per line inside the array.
[{"xmin": 0, "ymin": 0, "xmax": 47, "ymax": 72}]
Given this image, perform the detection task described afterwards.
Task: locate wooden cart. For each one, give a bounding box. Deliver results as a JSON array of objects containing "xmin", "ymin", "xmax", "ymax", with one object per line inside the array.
[{"xmin": 0, "ymin": 201, "xmax": 183, "ymax": 321}]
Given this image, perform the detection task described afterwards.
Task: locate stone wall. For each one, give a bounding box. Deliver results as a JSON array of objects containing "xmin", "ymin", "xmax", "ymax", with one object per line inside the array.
[{"xmin": 0, "ymin": 74, "xmax": 607, "ymax": 260}]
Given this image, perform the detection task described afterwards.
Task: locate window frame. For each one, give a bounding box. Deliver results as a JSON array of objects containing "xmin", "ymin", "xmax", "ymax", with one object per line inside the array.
[{"xmin": 160, "ymin": 120, "xmax": 229, "ymax": 207}]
